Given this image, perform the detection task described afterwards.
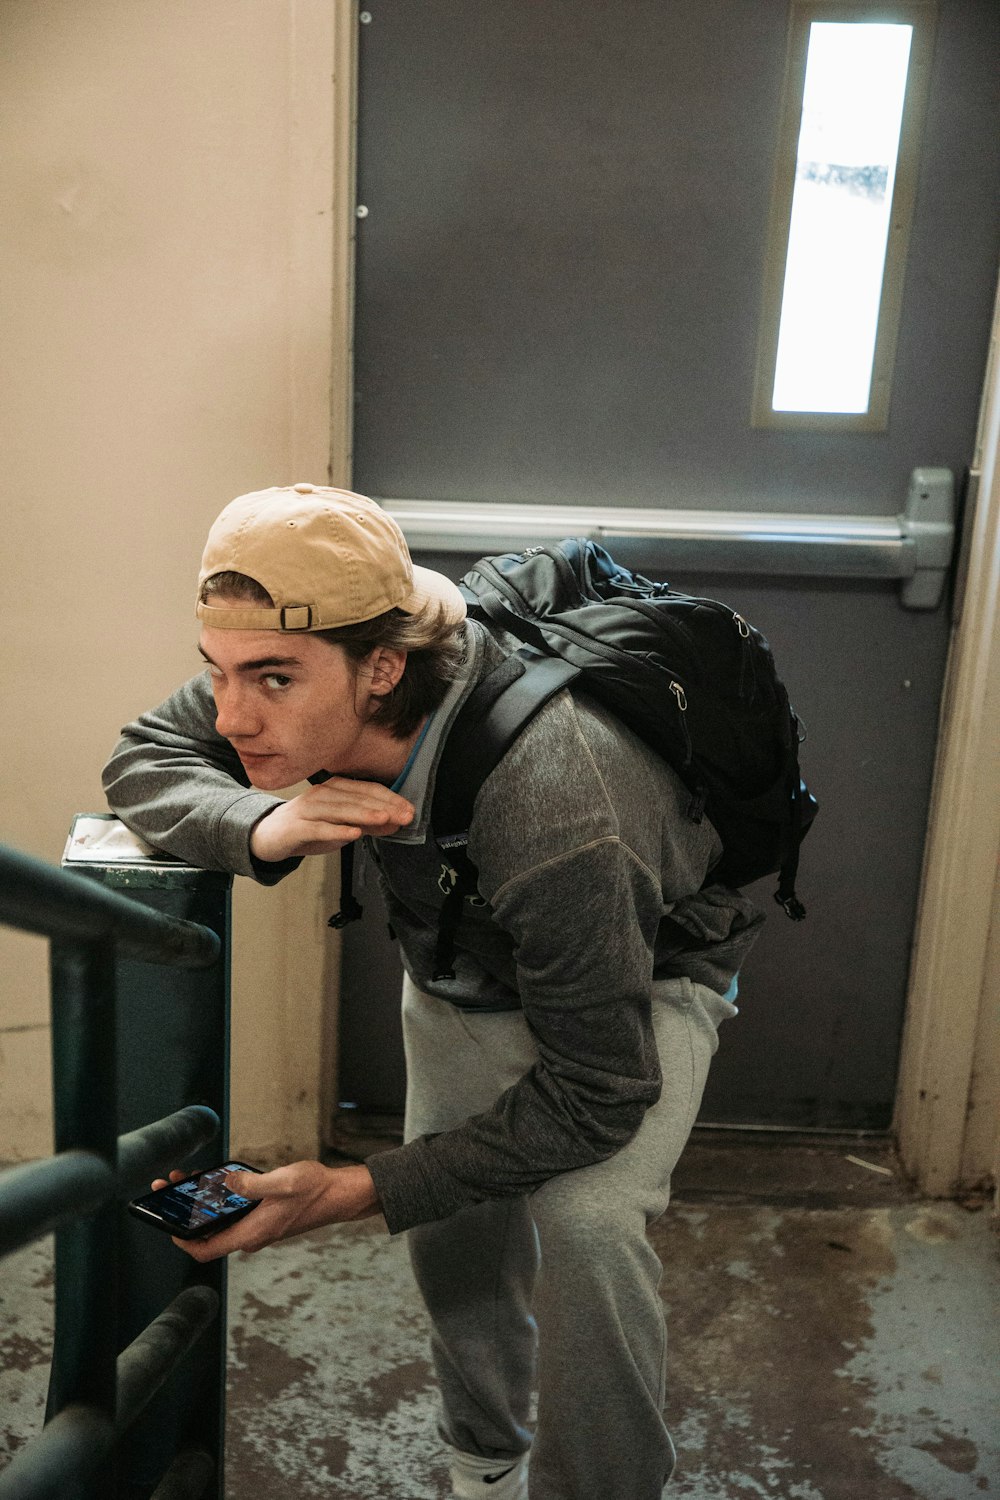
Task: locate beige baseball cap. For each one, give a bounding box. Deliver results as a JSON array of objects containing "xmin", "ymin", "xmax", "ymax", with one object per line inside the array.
[{"xmin": 196, "ymin": 484, "xmax": 467, "ymax": 632}]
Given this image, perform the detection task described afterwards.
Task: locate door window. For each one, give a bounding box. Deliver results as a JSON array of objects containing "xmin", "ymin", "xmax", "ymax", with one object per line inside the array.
[{"xmin": 754, "ymin": 3, "xmax": 936, "ymax": 430}]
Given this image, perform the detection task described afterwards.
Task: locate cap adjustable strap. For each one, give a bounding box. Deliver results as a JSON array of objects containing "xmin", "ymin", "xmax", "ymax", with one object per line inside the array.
[
  {"xmin": 196, "ymin": 601, "xmax": 316, "ymax": 631},
  {"xmin": 280, "ymin": 605, "xmax": 313, "ymax": 630}
]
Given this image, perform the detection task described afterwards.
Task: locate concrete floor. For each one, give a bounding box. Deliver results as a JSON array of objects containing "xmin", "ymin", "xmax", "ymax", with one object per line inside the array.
[{"xmin": 2, "ymin": 1134, "xmax": 998, "ymax": 1498}]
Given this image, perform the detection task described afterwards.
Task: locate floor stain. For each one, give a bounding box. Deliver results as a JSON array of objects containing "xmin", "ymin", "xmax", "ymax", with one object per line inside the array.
[
  {"xmin": 348, "ymin": 1357, "xmax": 436, "ymax": 1422},
  {"xmin": 655, "ymin": 1205, "xmax": 922, "ymax": 1499},
  {"xmin": 305, "ymin": 1432, "xmax": 350, "ymax": 1479},
  {"xmin": 0, "ymin": 1332, "xmax": 50, "ymax": 1373},
  {"xmin": 228, "ymin": 1329, "xmax": 318, "ymax": 1394},
  {"xmin": 914, "ymin": 1428, "xmax": 981, "ymax": 1475},
  {"xmin": 238, "ymin": 1289, "xmax": 312, "ymax": 1323},
  {"xmin": 904, "ymin": 1210, "xmax": 962, "ymax": 1244}
]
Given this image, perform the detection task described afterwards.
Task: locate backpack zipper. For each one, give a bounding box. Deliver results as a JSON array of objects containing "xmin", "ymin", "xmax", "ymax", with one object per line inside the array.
[
  {"xmin": 733, "ymin": 613, "xmax": 757, "ymax": 701},
  {"xmin": 669, "ymin": 681, "xmax": 692, "ymax": 765},
  {"xmin": 627, "ymin": 598, "xmax": 712, "ymax": 682},
  {"xmin": 547, "ymin": 544, "xmax": 590, "ymax": 602},
  {"xmin": 479, "ymin": 557, "xmax": 549, "ymax": 613}
]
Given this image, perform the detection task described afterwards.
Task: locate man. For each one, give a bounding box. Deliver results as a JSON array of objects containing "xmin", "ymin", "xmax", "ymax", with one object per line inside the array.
[{"xmin": 103, "ymin": 483, "xmax": 762, "ymax": 1500}]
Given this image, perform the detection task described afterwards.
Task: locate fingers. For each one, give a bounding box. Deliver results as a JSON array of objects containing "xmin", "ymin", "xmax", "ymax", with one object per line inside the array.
[
  {"xmin": 150, "ymin": 1169, "xmax": 188, "ymax": 1191},
  {"xmin": 251, "ymin": 781, "xmax": 414, "ymax": 861},
  {"xmin": 220, "ymin": 1163, "xmax": 312, "ymax": 1200},
  {"xmin": 223, "ymin": 1168, "xmax": 268, "ymax": 1200},
  {"xmin": 170, "ymin": 1197, "xmax": 290, "ymax": 1262},
  {"xmin": 171, "ymin": 1229, "xmax": 240, "ymax": 1263},
  {"xmin": 300, "ymin": 780, "xmax": 415, "ymax": 836}
]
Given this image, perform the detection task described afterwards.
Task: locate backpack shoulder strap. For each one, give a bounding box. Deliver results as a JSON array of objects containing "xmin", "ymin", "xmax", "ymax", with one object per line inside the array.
[
  {"xmin": 433, "ymin": 648, "xmax": 580, "ymax": 841},
  {"xmin": 428, "ymin": 647, "xmax": 578, "ymax": 981}
]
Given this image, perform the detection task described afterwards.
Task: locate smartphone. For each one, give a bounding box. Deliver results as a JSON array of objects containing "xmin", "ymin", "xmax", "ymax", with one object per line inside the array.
[{"xmin": 128, "ymin": 1161, "xmax": 262, "ymax": 1240}]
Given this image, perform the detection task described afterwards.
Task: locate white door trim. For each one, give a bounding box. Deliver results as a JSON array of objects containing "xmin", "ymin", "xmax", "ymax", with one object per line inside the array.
[{"xmin": 896, "ymin": 266, "xmax": 1000, "ymax": 1196}]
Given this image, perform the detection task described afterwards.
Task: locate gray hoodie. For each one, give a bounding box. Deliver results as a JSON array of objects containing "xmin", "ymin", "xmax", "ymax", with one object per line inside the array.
[{"xmin": 102, "ymin": 620, "xmax": 762, "ymax": 1232}]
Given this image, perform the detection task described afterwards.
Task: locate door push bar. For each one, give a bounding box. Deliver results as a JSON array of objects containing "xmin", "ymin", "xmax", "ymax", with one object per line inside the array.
[{"xmin": 384, "ymin": 467, "xmax": 954, "ymax": 611}]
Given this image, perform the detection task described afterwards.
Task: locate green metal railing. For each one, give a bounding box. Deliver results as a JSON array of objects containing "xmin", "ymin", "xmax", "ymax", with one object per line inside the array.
[{"xmin": 0, "ymin": 825, "xmax": 233, "ymax": 1500}]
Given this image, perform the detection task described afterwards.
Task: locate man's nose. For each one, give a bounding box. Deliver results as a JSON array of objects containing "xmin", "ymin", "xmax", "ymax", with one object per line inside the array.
[{"xmin": 214, "ymin": 685, "xmax": 261, "ymax": 741}]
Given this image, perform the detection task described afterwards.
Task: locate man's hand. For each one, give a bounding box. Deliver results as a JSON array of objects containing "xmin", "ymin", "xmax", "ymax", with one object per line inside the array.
[
  {"xmin": 250, "ymin": 779, "xmax": 414, "ymax": 861},
  {"xmin": 150, "ymin": 1161, "xmax": 382, "ymax": 1263}
]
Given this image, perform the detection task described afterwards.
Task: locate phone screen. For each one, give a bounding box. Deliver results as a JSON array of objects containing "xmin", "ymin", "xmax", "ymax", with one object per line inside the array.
[{"xmin": 129, "ymin": 1162, "xmax": 260, "ymax": 1237}]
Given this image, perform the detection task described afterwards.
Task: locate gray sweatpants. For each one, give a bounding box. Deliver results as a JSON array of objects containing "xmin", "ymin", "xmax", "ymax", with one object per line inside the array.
[{"xmin": 402, "ymin": 975, "xmax": 737, "ymax": 1500}]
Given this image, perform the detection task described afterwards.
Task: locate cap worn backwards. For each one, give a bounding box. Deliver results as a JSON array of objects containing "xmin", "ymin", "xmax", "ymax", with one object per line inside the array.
[{"xmin": 195, "ymin": 483, "xmax": 467, "ymax": 632}]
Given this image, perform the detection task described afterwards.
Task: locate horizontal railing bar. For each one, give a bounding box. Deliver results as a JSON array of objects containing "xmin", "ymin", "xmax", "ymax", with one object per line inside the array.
[
  {"xmin": 383, "ymin": 498, "xmax": 917, "ymax": 580},
  {"xmin": 116, "ymin": 1105, "xmax": 221, "ymax": 1200},
  {"xmin": 0, "ymin": 1151, "xmax": 115, "ymax": 1258},
  {"xmin": 116, "ymin": 1286, "xmax": 221, "ymax": 1435},
  {"xmin": 0, "ymin": 844, "xmax": 219, "ymax": 969},
  {"xmin": 150, "ymin": 1450, "xmax": 215, "ymax": 1500},
  {"xmin": 0, "ymin": 1107, "xmax": 219, "ymax": 1260},
  {"xmin": 0, "ymin": 1402, "xmax": 114, "ymax": 1500}
]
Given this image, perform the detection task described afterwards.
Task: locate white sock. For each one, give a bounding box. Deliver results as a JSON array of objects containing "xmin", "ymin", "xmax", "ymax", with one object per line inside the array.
[{"xmin": 446, "ymin": 1443, "xmax": 529, "ymax": 1500}]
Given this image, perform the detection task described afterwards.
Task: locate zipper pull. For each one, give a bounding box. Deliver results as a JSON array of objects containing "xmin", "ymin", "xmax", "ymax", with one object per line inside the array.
[
  {"xmin": 734, "ymin": 613, "xmax": 757, "ymax": 701},
  {"xmin": 669, "ymin": 681, "xmax": 693, "ymax": 765}
]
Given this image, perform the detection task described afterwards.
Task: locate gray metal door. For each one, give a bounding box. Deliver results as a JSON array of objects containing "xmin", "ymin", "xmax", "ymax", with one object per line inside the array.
[{"xmin": 340, "ymin": 0, "xmax": 1000, "ymax": 1129}]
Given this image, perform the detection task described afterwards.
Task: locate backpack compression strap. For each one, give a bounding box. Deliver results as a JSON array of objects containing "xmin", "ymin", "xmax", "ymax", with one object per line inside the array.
[{"xmin": 774, "ymin": 776, "xmax": 808, "ymax": 921}]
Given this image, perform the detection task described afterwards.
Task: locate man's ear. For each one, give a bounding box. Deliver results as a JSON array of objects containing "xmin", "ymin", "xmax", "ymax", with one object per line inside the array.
[{"xmin": 367, "ymin": 646, "xmax": 407, "ymax": 698}]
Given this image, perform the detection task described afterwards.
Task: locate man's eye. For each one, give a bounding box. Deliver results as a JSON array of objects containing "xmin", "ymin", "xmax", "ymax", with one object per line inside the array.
[{"xmin": 263, "ymin": 674, "xmax": 292, "ymax": 689}]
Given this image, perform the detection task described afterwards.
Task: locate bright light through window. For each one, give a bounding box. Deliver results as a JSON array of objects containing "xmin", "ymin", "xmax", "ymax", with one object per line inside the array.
[{"xmin": 772, "ymin": 22, "xmax": 913, "ymax": 414}]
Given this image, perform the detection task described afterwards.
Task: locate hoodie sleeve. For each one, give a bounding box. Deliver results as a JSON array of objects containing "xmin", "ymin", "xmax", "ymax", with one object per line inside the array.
[
  {"xmin": 102, "ymin": 672, "xmax": 301, "ymax": 884},
  {"xmin": 366, "ymin": 830, "xmax": 668, "ymax": 1232}
]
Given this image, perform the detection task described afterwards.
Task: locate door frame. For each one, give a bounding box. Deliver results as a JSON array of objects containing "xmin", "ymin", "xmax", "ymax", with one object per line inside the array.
[
  {"xmin": 328, "ymin": 2, "xmax": 1000, "ymax": 1195},
  {"xmin": 895, "ymin": 272, "xmax": 1000, "ymax": 1199}
]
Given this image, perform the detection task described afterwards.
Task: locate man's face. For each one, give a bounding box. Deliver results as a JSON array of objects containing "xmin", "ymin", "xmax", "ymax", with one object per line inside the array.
[{"xmin": 198, "ymin": 625, "xmax": 375, "ymax": 790}]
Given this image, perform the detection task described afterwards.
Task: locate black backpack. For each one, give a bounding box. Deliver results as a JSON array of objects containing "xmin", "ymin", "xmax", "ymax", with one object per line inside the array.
[{"xmin": 332, "ymin": 539, "xmax": 817, "ymax": 980}]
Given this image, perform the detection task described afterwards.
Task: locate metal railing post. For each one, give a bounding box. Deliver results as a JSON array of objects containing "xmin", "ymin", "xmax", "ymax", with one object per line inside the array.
[
  {"xmin": 61, "ymin": 817, "xmax": 233, "ymax": 1500},
  {"xmin": 45, "ymin": 934, "xmax": 120, "ymax": 1498},
  {"xmin": 0, "ymin": 827, "xmax": 230, "ymax": 1500}
]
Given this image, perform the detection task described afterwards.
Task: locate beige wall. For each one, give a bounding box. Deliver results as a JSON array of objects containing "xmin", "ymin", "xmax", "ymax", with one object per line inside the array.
[{"xmin": 0, "ymin": 0, "xmax": 353, "ymax": 1163}]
